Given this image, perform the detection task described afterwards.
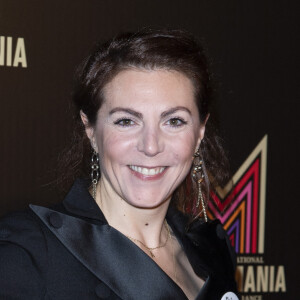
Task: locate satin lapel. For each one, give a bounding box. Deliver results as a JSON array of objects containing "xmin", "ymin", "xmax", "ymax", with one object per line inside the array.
[
  {"xmin": 30, "ymin": 205, "xmax": 187, "ymax": 300},
  {"xmin": 167, "ymin": 209, "xmax": 234, "ymax": 299},
  {"xmin": 166, "ymin": 209, "xmax": 211, "ymax": 279},
  {"xmin": 166, "ymin": 209, "xmax": 213, "ymax": 299}
]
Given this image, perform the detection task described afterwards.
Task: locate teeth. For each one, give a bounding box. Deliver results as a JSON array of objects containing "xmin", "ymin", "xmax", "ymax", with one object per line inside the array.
[{"xmin": 129, "ymin": 165, "xmax": 166, "ymax": 176}]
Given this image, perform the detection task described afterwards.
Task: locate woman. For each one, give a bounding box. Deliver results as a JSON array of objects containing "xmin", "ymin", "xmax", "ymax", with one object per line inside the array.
[{"xmin": 0, "ymin": 29, "xmax": 238, "ymax": 299}]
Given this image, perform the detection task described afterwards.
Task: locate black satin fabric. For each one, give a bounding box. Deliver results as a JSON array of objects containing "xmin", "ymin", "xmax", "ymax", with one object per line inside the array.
[{"xmin": 0, "ymin": 179, "xmax": 237, "ymax": 299}]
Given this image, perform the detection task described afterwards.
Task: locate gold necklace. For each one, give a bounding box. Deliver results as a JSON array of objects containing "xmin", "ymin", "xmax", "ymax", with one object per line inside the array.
[{"xmin": 125, "ymin": 220, "xmax": 171, "ymax": 258}]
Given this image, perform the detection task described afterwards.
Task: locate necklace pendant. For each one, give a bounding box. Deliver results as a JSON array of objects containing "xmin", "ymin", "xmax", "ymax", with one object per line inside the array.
[{"xmin": 149, "ymin": 250, "xmax": 155, "ymax": 258}]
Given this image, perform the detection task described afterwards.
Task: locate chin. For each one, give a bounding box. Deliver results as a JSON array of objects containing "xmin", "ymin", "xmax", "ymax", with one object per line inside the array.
[{"xmin": 125, "ymin": 194, "xmax": 170, "ymax": 209}]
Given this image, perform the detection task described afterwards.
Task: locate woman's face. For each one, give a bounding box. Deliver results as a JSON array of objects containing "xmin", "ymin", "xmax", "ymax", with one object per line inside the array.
[{"xmin": 85, "ymin": 69, "xmax": 205, "ymax": 208}]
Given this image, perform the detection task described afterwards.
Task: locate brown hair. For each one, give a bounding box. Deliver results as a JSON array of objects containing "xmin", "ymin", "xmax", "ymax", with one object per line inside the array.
[{"xmin": 59, "ymin": 28, "xmax": 230, "ymax": 219}]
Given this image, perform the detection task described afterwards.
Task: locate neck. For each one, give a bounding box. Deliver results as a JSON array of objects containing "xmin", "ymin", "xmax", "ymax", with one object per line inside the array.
[{"xmin": 95, "ymin": 177, "xmax": 171, "ymax": 247}]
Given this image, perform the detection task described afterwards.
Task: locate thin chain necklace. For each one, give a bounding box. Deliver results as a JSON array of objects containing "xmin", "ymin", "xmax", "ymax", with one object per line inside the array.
[
  {"xmin": 92, "ymin": 188, "xmax": 171, "ymax": 259},
  {"xmin": 125, "ymin": 220, "xmax": 171, "ymax": 258}
]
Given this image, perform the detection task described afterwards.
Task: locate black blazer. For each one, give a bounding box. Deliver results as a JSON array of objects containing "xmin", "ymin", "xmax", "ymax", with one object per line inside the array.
[{"xmin": 0, "ymin": 179, "xmax": 238, "ymax": 300}]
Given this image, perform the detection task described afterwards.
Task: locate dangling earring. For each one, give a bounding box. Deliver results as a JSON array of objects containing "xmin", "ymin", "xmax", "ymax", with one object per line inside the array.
[
  {"xmin": 192, "ymin": 150, "xmax": 208, "ymax": 222},
  {"xmin": 91, "ymin": 150, "xmax": 100, "ymax": 200}
]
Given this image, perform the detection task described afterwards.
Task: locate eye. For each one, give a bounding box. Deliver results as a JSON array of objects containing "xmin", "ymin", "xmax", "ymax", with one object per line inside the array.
[
  {"xmin": 114, "ymin": 118, "xmax": 135, "ymax": 127},
  {"xmin": 166, "ymin": 117, "xmax": 187, "ymax": 127}
]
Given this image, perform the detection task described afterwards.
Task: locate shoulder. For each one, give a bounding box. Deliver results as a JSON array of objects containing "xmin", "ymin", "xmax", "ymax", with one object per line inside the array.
[
  {"xmin": 0, "ymin": 209, "xmax": 48, "ymax": 298},
  {"xmin": 0, "ymin": 208, "xmax": 48, "ymax": 250}
]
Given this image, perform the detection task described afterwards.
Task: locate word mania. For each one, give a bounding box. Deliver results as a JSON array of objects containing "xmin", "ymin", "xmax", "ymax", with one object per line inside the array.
[
  {"xmin": 0, "ymin": 36, "xmax": 27, "ymax": 68},
  {"xmin": 236, "ymin": 264, "xmax": 286, "ymax": 293}
]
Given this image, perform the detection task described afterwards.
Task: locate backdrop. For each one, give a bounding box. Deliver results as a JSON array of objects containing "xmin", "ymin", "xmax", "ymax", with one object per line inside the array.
[{"xmin": 0, "ymin": 1, "xmax": 299, "ymax": 299}]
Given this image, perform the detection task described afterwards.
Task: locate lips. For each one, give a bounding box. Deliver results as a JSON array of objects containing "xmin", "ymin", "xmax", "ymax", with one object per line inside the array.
[{"xmin": 129, "ymin": 165, "xmax": 166, "ymax": 176}]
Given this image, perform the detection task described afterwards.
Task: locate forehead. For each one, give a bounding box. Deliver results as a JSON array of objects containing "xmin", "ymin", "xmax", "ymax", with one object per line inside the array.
[{"xmin": 101, "ymin": 69, "xmax": 196, "ymax": 110}]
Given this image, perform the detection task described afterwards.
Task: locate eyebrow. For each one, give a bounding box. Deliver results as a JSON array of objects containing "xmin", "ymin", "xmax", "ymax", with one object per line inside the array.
[
  {"xmin": 109, "ymin": 106, "xmax": 192, "ymax": 119},
  {"xmin": 109, "ymin": 108, "xmax": 143, "ymax": 119},
  {"xmin": 160, "ymin": 106, "xmax": 192, "ymax": 118}
]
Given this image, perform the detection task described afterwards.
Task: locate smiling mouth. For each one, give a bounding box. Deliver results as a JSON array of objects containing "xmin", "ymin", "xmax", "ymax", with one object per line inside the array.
[{"xmin": 129, "ymin": 165, "xmax": 166, "ymax": 176}]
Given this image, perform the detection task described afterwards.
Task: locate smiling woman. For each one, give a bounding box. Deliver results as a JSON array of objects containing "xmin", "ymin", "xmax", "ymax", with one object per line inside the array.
[
  {"xmin": 0, "ymin": 29, "xmax": 238, "ymax": 300},
  {"xmin": 82, "ymin": 69, "xmax": 202, "ymax": 211}
]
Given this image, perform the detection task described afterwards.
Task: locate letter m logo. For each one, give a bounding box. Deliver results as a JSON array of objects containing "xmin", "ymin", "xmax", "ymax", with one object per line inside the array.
[{"xmin": 207, "ymin": 136, "xmax": 267, "ymax": 254}]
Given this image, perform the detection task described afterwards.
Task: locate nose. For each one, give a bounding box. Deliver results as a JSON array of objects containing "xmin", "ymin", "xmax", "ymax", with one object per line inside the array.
[{"xmin": 137, "ymin": 126, "xmax": 164, "ymax": 157}]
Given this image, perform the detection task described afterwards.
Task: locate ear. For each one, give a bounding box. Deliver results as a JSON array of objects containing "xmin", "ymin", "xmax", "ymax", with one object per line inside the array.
[
  {"xmin": 195, "ymin": 113, "xmax": 210, "ymax": 151},
  {"xmin": 80, "ymin": 110, "xmax": 98, "ymax": 152}
]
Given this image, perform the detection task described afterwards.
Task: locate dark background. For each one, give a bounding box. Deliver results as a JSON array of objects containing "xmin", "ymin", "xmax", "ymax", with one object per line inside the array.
[{"xmin": 0, "ymin": 1, "xmax": 299, "ymax": 298}]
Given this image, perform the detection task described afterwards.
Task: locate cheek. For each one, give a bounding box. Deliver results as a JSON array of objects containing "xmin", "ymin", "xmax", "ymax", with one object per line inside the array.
[
  {"xmin": 168, "ymin": 135, "xmax": 197, "ymax": 165},
  {"xmin": 98, "ymin": 131, "xmax": 136, "ymax": 163}
]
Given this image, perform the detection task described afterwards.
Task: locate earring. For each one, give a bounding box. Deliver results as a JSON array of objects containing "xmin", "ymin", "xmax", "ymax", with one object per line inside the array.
[
  {"xmin": 91, "ymin": 150, "xmax": 100, "ymax": 200},
  {"xmin": 192, "ymin": 150, "xmax": 208, "ymax": 222}
]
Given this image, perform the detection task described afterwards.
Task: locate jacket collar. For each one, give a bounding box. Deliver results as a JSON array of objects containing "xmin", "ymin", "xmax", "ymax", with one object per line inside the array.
[
  {"xmin": 61, "ymin": 179, "xmax": 213, "ymax": 279},
  {"xmin": 31, "ymin": 179, "xmax": 189, "ymax": 299},
  {"xmin": 30, "ymin": 204, "xmax": 188, "ymax": 300},
  {"xmin": 30, "ymin": 179, "xmax": 231, "ymax": 299},
  {"xmin": 62, "ymin": 178, "xmax": 106, "ymax": 222}
]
